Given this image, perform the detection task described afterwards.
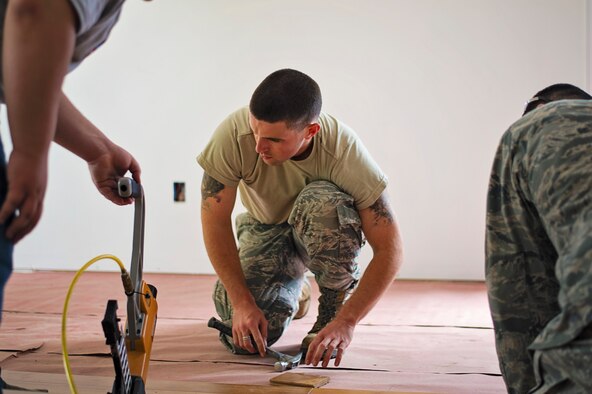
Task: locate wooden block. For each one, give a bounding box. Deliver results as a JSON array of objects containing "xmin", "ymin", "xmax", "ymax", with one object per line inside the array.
[{"xmin": 270, "ymin": 372, "xmax": 330, "ymax": 388}]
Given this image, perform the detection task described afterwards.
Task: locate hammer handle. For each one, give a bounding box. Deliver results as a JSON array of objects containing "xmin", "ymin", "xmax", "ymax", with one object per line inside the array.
[
  {"xmin": 207, "ymin": 317, "xmax": 233, "ymax": 337},
  {"xmin": 208, "ymin": 316, "xmax": 301, "ymax": 370}
]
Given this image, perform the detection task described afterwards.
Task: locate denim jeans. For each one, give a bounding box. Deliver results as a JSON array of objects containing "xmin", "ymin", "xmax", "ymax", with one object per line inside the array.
[{"xmin": 0, "ymin": 137, "xmax": 14, "ymax": 321}]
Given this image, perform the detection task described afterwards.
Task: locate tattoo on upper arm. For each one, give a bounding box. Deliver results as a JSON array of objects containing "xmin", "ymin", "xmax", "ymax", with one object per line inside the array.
[
  {"xmin": 201, "ymin": 173, "xmax": 225, "ymax": 204},
  {"xmin": 369, "ymin": 195, "xmax": 394, "ymax": 225}
]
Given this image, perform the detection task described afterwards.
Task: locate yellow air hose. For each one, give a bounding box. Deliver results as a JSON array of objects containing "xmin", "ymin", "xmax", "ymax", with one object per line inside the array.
[{"xmin": 61, "ymin": 254, "xmax": 131, "ymax": 394}]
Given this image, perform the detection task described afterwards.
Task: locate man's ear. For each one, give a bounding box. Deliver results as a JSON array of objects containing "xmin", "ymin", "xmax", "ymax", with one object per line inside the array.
[{"xmin": 306, "ymin": 123, "xmax": 320, "ymax": 138}]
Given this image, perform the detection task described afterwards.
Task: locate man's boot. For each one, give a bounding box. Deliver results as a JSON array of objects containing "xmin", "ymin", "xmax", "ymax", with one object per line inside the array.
[
  {"xmin": 294, "ymin": 277, "xmax": 312, "ymax": 320},
  {"xmin": 300, "ymin": 286, "xmax": 353, "ymax": 358}
]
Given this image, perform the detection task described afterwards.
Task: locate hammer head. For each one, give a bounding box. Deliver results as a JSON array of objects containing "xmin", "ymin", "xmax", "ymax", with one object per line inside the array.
[
  {"xmin": 273, "ymin": 351, "xmax": 302, "ymax": 371},
  {"xmin": 274, "ymin": 361, "xmax": 290, "ymax": 372}
]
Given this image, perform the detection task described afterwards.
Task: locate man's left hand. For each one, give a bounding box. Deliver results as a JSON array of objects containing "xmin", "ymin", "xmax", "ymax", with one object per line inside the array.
[{"xmin": 304, "ymin": 317, "xmax": 355, "ymax": 368}]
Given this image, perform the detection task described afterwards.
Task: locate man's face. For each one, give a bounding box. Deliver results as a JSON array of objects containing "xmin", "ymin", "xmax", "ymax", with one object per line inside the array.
[{"xmin": 248, "ymin": 113, "xmax": 316, "ymax": 166}]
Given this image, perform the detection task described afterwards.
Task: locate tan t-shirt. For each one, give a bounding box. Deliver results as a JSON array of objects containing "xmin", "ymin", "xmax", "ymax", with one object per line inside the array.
[{"xmin": 197, "ymin": 107, "xmax": 388, "ymax": 224}]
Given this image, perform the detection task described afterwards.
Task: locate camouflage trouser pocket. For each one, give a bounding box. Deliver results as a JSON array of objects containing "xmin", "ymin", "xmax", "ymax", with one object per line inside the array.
[
  {"xmin": 336, "ymin": 204, "xmax": 364, "ymax": 263},
  {"xmin": 289, "ymin": 181, "xmax": 362, "ymax": 291},
  {"xmin": 255, "ymin": 281, "xmax": 300, "ymax": 345}
]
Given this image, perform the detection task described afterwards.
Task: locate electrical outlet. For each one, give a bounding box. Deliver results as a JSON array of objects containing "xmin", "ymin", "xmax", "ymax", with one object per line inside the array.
[{"xmin": 173, "ymin": 182, "xmax": 186, "ymax": 202}]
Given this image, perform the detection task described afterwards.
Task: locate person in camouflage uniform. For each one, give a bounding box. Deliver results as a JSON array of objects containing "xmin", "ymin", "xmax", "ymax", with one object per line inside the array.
[
  {"xmin": 485, "ymin": 83, "xmax": 592, "ymax": 393},
  {"xmin": 198, "ymin": 69, "xmax": 403, "ymax": 368}
]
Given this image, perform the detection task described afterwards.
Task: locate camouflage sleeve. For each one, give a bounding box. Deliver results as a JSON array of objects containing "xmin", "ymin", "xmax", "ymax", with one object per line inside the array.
[
  {"xmin": 523, "ymin": 105, "xmax": 592, "ymax": 350},
  {"xmin": 485, "ymin": 129, "xmax": 559, "ymax": 393}
]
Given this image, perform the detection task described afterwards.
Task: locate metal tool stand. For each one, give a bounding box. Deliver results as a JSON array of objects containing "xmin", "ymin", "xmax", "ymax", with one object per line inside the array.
[{"xmin": 102, "ymin": 178, "xmax": 158, "ymax": 394}]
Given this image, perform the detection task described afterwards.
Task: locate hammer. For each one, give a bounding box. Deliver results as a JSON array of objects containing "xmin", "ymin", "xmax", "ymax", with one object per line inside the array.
[{"xmin": 207, "ymin": 317, "xmax": 302, "ymax": 371}]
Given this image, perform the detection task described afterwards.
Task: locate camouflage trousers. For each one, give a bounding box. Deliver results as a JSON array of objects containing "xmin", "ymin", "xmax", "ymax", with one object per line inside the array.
[
  {"xmin": 529, "ymin": 336, "xmax": 592, "ymax": 394},
  {"xmin": 213, "ymin": 181, "xmax": 363, "ymax": 353},
  {"xmin": 486, "ymin": 257, "xmax": 560, "ymax": 393}
]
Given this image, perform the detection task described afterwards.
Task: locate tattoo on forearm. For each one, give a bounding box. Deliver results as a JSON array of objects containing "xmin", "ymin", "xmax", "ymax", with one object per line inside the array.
[
  {"xmin": 369, "ymin": 196, "xmax": 394, "ymax": 225},
  {"xmin": 201, "ymin": 173, "xmax": 225, "ymax": 206}
]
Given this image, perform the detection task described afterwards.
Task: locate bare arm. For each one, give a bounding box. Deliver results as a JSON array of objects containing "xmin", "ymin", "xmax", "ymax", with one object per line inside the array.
[
  {"xmin": 305, "ymin": 191, "xmax": 403, "ymax": 367},
  {"xmin": 200, "ymin": 173, "xmax": 267, "ymax": 356},
  {"xmin": 54, "ymin": 93, "xmax": 141, "ymax": 205},
  {"xmin": 0, "ymin": 0, "xmax": 76, "ymax": 241}
]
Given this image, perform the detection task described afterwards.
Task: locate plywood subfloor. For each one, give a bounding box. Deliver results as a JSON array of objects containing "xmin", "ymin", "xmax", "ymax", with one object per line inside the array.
[
  {"xmin": 3, "ymin": 370, "xmax": 438, "ymax": 393},
  {"xmin": 1, "ymin": 272, "xmax": 504, "ymax": 393}
]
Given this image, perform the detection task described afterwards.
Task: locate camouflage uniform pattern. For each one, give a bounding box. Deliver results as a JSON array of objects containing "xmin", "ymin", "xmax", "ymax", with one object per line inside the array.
[
  {"xmin": 214, "ymin": 181, "xmax": 363, "ymax": 353},
  {"xmin": 530, "ymin": 338, "xmax": 592, "ymax": 393},
  {"xmin": 485, "ymin": 100, "xmax": 592, "ymax": 393}
]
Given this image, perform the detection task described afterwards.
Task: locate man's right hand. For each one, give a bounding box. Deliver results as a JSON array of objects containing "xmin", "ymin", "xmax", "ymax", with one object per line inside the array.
[
  {"xmin": 231, "ymin": 304, "xmax": 268, "ymax": 357},
  {"xmin": 87, "ymin": 144, "xmax": 141, "ymax": 206}
]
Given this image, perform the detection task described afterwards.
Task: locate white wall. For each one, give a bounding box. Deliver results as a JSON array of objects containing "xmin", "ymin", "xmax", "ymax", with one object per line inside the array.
[
  {"xmin": 589, "ymin": 0, "xmax": 592, "ymax": 90},
  {"xmin": 4, "ymin": 0, "xmax": 588, "ymax": 280}
]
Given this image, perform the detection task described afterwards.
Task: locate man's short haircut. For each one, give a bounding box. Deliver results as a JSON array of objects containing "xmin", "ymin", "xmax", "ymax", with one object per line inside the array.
[
  {"xmin": 523, "ymin": 83, "xmax": 592, "ymax": 115},
  {"xmin": 249, "ymin": 69, "xmax": 322, "ymax": 130}
]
